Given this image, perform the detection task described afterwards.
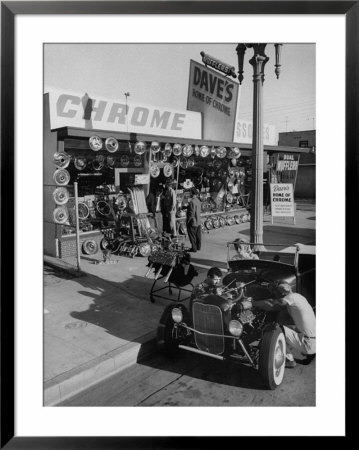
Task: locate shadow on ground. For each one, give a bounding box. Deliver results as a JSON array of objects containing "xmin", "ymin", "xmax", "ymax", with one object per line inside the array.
[{"xmin": 136, "ymin": 347, "xmax": 266, "ymax": 391}]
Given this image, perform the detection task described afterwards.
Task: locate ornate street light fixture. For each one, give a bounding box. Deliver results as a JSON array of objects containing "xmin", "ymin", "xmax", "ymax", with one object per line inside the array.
[{"xmin": 236, "ymin": 43, "xmax": 283, "ymax": 248}]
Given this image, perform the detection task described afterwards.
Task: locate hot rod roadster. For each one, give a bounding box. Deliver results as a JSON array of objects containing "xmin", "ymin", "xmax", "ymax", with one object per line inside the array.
[{"xmin": 156, "ymin": 242, "xmax": 315, "ymax": 390}]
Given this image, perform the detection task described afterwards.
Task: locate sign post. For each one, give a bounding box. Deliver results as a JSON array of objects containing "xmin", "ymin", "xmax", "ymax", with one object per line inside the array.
[{"xmin": 74, "ymin": 182, "xmax": 82, "ymax": 271}]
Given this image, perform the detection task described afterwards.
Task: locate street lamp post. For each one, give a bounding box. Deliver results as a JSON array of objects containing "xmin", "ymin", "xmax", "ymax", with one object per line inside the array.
[
  {"xmin": 236, "ymin": 43, "xmax": 282, "ymax": 249},
  {"xmin": 124, "ymin": 92, "xmax": 130, "ymax": 133}
]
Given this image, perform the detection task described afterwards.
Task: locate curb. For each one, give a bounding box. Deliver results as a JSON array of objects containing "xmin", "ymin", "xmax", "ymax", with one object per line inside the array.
[
  {"xmin": 44, "ymin": 255, "xmax": 86, "ymax": 278},
  {"xmin": 44, "ymin": 332, "xmax": 157, "ymax": 406}
]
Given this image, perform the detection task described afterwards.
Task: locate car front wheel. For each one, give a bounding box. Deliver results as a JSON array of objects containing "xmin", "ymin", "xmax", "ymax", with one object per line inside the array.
[{"xmin": 258, "ymin": 326, "xmax": 286, "ymax": 389}]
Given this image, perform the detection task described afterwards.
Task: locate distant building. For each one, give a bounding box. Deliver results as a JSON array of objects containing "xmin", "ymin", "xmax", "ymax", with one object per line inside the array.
[
  {"xmin": 278, "ymin": 130, "xmax": 316, "ymax": 199},
  {"xmin": 278, "ymin": 130, "xmax": 316, "ymax": 150}
]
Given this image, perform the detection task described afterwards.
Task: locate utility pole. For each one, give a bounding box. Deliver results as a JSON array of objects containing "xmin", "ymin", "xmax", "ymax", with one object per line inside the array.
[{"xmin": 236, "ymin": 43, "xmax": 283, "ymax": 249}]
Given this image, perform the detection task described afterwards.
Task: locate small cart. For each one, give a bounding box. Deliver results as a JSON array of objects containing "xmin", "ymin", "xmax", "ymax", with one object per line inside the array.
[{"xmin": 145, "ymin": 249, "xmax": 198, "ymax": 303}]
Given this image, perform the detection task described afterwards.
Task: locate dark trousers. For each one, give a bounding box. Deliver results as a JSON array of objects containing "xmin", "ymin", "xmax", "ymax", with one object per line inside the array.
[
  {"xmin": 154, "ymin": 212, "xmax": 163, "ymax": 233},
  {"xmin": 187, "ymin": 225, "xmax": 201, "ymax": 251},
  {"xmin": 162, "ymin": 213, "xmax": 171, "ymax": 234}
]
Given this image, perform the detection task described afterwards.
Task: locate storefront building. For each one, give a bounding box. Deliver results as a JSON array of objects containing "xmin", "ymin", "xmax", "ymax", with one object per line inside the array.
[
  {"xmin": 44, "ymin": 88, "xmax": 309, "ymax": 260},
  {"xmin": 278, "ymin": 130, "xmax": 316, "ymax": 199}
]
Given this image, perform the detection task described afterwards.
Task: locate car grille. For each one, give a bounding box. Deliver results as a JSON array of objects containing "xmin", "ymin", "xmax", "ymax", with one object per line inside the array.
[{"xmin": 193, "ymin": 302, "xmax": 225, "ymax": 355}]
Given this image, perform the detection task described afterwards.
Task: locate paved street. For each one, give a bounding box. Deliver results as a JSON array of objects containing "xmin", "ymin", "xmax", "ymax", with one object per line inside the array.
[
  {"xmin": 44, "ymin": 204, "xmax": 315, "ymax": 405},
  {"xmin": 60, "ymin": 346, "xmax": 315, "ymax": 407}
]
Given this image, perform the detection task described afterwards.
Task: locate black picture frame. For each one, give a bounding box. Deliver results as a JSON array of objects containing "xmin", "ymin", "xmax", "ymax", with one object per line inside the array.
[{"xmin": 1, "ymin": 1, "xmax": 354, "ymax": 447}]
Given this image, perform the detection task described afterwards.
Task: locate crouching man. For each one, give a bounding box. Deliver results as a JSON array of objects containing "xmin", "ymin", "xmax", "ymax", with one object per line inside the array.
[{"xmin": 253, "ymin": 282, "xmax": 316, "ymax": 368}]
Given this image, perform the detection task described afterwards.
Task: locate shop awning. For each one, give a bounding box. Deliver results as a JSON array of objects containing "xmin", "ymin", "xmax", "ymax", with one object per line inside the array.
[{"xmin": 54, "ymin": 126, "xmax": 310, "ymax": 155}]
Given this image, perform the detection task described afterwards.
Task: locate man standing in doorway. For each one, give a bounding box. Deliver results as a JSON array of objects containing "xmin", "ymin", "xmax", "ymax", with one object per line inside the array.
[
  {"xmin": 186, "ymin": 188, "xmax": 202, "ymax": 253},
  {"xmin": 146, "ymin": 184, "xmax": 163, "ymax": 233},
  {"xmin": 162, "ymin": 179, "xmax": 177, "ymax": 237}
]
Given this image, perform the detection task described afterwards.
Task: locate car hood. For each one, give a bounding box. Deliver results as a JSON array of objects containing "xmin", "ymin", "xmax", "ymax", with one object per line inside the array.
[{"xmin": 224, "ymin": 261, "xmax": 296, "ymax": 298}]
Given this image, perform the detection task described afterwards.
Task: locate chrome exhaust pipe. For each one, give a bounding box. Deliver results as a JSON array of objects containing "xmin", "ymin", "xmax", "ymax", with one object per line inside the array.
[
  {"xmin": 154, "ymin": 265, "xmax": 163, "ymax": 280},
  {"xmin": 145, "ymin": 264, "xmax": 153, "ymax": 278},
  {"xmin": 163, "ymin": 267, "xmax": 173, "ymax": 283}
]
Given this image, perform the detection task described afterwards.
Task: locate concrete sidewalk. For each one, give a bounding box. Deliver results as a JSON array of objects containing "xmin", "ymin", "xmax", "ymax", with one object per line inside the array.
[{"xmin": 44, "ymin": 205, "xmax": 315, "ymax": 405}]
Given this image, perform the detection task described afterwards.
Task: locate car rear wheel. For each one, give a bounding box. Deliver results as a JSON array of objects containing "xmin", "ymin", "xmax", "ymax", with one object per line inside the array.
[
  {"xmin": 157, "ymin": 306, "xmax": 188, "ymax": 356},
  {"xmin": 258, "ymin": 326, "xmax": 286, "ymax": 389}
]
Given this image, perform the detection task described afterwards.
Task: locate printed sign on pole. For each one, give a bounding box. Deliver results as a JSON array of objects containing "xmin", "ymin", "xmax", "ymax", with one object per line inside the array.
[
  {"xmin": 187, "ymin": 60, "xmax": 239, "ymax": 141},
  {"xmin": 270, "ymin": 183, "xmax": 295, "ymax": 222}
]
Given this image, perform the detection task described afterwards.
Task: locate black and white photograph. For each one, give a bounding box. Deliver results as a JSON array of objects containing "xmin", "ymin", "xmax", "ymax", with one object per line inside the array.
[
  {"xmin": 43, "ymin": 42, "xmax": 316, "ymax": 407},
  {"xmin": 3, "ymin": 3, "xmax": 350, "ymax": 442}
]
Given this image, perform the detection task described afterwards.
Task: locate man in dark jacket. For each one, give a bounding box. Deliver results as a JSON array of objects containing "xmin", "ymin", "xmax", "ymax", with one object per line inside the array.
[
  {"xmin": 186, "ymin": 188, "xmax": 202, "ymax": 252},
  {"xmin": 146, "ymin": 185, "xmax": 163, "ymax": 232},
  {"xmin": 161, "ymin": 180, "xmax": 177, "ymax": 237}
]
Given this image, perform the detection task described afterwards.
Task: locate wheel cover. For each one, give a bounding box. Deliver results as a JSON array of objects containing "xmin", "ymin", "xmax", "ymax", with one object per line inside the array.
[
  {"xmin": 96, "ymin": 200, "xmax": 111, "ymax": 217},
  {"xmin": 115, "ymin": 194, "xmax": 127, "ymax": 211},
  {"xmin": 133, "ymin": 155, "xmax": 143, "ymax": 167},
  {"xmin": 53, "ymin": 207, "xmax": 68, "ymax": 224},
  {"xmin": 164, "ymin": 143, "xmax": 173, "ymax": 157},
  {"xmin": 273, "ymin": 333, "xmax": 286, "ymax": 385},
  {"xmin": 53, "ymin": 152, "xmax": 71, "ymax": 169},
  {"xmin": 205, "ymin": 219, "xmax": 213, "ymax": 230},
  {"xmin": 163, "ymin": 163, "xmax": 173, "ymax": 177},
  {"xmin": 134, "ymin": 141, "xmax": 146, "ymax": 155},
  {"xmin": 89, "ymin": 135, "xmax": 103, "ymax": 151},
  {"xmin": 74, "ymin": 156, "xmax": 87, "ymax": 170},
  {"xmin": 139, "ymin": 243, "xmax": 151, "ymax": 257},
  {"xmin": 53, "ymin": 169, "xmax": 70, "ymax": 186},
  {"xmin": 179, "ymin": 156, "xmax": 188, "ymax": 169},
  {"xmin": 187, "ymin": 157, "xmax": 195, "ymax": 167},
  {"xmin": 105, "ymin": 137, "xmax": 119, "ymax": 153},
  {"xmin": 182, "ymin": 144, "xmax": 193, "ymax": 157},
  {"xmin": 200, "ymin": 145, "xmax": 209, "ymax": 158},
  {"xmin": 150, "ymin": 164, "xmax": 160, "ymax": 178},
  {"xmin": 53, "ymin": 187, "xmax": 70, "ymax": 205},
  {"xmin": 213, "ymin": 159, "xmax": 222, "ymax": 170},
  {"xmin": 78, "ymin": 202, "xmax": 90, "ymax": 219},
  {"xmin": 106, "ymin": 156, "xmax": 116, "ymax": 168},
  {"xmin": 150, "ymin": 141, "xmax": 161, "ymax": 153},
  {"xmin": 120, "ymin": 155, "xmax": 130, "ymax": 167},
  {"xmin": 82, "ymin": 239, "xmax": 99, "ymax": 255},
  {"xmin": 173, "ymin": 143, "xmax": 182, "ymax": 156}
]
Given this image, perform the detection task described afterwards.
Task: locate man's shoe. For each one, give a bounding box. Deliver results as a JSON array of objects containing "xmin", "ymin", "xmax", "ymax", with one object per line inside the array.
[
  {"xmin": 301, "ymin": 354, "xmax": 316, "ymax": 365},
  {"xmin": 189, "ymin": 249, "xmax": 197, "ymax": 253},
  {"xmin": 285, "ymin": 359, "xmax": 296, "ymax": 368}
]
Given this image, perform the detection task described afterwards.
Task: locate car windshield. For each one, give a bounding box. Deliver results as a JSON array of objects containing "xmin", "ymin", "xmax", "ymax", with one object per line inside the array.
[{"xmin": 227, "ymin": 242, "xmax": 298, "ymax": 266}]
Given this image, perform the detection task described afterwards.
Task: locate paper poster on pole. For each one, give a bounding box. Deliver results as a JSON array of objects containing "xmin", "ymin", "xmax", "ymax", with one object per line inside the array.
[{"xmin": 270, "ymin": 183, "xmax": 295, "ymax": 218}]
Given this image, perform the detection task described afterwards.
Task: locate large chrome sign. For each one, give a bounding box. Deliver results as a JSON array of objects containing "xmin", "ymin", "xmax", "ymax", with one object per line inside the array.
[{"xmin": 47, "ymin": 90, "xmax": 201, "ymax": 139}]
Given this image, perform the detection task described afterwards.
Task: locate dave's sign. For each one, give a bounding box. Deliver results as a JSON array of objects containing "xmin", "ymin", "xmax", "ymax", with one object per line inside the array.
[
  {"xmin": 270, "ymin": 183, "xmax": 295, "ymax": 218},
  {"xmin": 187, "ymin": 60, "xmax": 239, "ymax": 141},
  {"xmin": 47, "ymin": 90, "xmax": 201, "ymax": 139}
]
